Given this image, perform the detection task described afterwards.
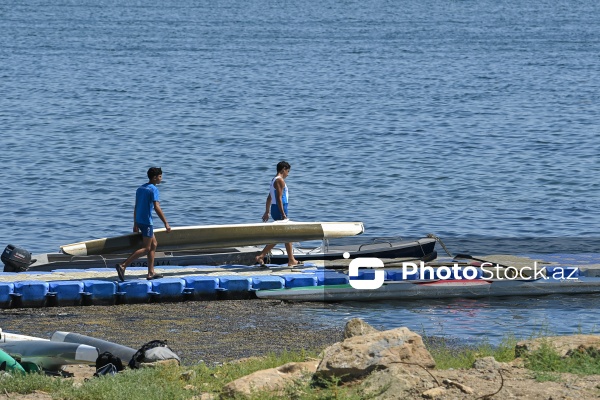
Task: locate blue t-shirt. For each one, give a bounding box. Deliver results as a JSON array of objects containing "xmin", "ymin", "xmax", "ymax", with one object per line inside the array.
[{"xmin": 135, "ymin": 183, "xmax": 160, "ymax": 225}]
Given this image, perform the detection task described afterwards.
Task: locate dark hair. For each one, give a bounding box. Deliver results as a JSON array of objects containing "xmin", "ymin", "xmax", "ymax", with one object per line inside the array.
[
  {"xmin": 276, "ymin": 161, "xmax": 291, "ymax": 172},
  {"xmin": 147, "ymin": 167, "xmax": 163, "ymax": 180}
]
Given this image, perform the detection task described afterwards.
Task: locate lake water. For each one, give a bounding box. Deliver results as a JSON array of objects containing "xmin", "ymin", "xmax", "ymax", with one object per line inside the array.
[{"xmin": 2, "ymin": 0, "xmax": 600, "ymax": 344}]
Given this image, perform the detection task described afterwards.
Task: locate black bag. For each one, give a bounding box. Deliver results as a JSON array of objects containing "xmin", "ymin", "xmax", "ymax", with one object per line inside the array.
[
  {"xmin": 128, "ymin": 340, "xmax": 180, "ymax": 369},
  {"xmin": 94, "ymin": 363, "xmax": 118, "ymax": 377},
  {"xmin": 96, "ymin": 351, "xmax": 124, "ymax": 372}
]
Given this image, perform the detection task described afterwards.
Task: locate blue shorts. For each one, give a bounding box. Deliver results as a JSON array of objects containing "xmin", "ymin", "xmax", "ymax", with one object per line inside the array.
[
  {"xmin": 137, "ymin": 223, "xmax": 154, "ymax": 238},
  {"xmin": 271, "ymin": 203, "xmax": 289, "ymax": 221}
]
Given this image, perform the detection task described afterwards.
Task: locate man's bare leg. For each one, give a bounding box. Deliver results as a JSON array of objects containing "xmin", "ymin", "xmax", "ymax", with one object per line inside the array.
[
  {"xmin": 255, "ymin": 244, "xmax": 276, "ymax": 265},
  {"xmin": 147, "ymin": 236, "xmax": 158, "ymax": 278},
  {"xmin": 285, "ymin": 242, "xmax": 299, "ymax": 266},
  {"xmin": 117, "ymin": 236, "xmax": 153, "ymax": 278}
]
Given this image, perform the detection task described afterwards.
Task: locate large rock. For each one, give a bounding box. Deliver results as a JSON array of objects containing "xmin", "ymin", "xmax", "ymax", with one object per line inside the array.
[
  {"xmin": 472, "ymin": 356, "xmax": 501, "ymax": 372},
  {"xmin": 221, "ymin": 360, "xmax": 318, "ymax": 398},
  {"xmin": 360, "ymin": 364, "xmax": 423, "ymax": 399},
  {"xmin": 422, "ymin": 387, "xmax": 447, "ymax": 399},
  {"xmin": 515, "ymin": 335, "xmax": 600, "ymax": 358},
  {"xmin": 344, "ymin": 318, "xmax": 379, "ymax": 339},
  {"xmin": 315, "ymin": 327, "xmax": 435, "ymax": 382}
]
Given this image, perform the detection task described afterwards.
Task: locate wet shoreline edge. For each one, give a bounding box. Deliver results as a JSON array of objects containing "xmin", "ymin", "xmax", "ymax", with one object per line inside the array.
[{"xmin": 0, "ymin": 300, "xmax": 344, "ymax": 366}]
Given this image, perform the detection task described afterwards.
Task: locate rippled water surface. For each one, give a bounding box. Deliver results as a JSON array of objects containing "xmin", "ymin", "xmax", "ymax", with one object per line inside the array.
[
  {"xmin": 302, "ymin": 293, "xmax": 600, "ymax": 344},
  {"xmin": 2, "ymin": 0, "xmax": 600, "ymax": 342}
]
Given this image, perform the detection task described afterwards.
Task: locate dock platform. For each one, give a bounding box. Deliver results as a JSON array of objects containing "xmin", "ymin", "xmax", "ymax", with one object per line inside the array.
[{"xmin": 0, "ymin": 253, "xmax": 598, "ymax": 308}]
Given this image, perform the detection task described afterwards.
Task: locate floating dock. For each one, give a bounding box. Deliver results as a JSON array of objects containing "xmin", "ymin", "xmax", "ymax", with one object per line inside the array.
[{"xmin": 0, "ymin": 253, "xmax": 598, "ymax": 308}]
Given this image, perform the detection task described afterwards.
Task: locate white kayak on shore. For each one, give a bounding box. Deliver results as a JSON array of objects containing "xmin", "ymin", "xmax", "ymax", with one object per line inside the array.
[
  {"xmin": 0, "ymin": 328, "xmax": 49, "ymax": 342},
  {"xmin": 0, "ymin": 340, "xmax": 98, "ymax": 371}
]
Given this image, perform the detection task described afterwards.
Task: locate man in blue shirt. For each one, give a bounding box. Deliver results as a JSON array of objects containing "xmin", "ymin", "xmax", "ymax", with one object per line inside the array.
[{"xmin": 116, "ymin": 167, "xmax": 171, "ymax": 281}]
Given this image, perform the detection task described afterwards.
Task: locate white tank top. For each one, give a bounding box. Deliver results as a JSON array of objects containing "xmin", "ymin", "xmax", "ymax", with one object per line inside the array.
[{"xmin": 269, "ymin": 176, "xmax": 288, "ymax": 205}]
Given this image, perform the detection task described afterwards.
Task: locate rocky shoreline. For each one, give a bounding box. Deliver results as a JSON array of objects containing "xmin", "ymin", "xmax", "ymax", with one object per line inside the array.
[
  {"xmin": 0, "ymin": 300, "xmax": 343, "ymax": 365},
  {"xmin": 222, "ymin": 319, "xmax": 600, "ymax": 399},
  {"xmin": 3, "ymin": 304, "xmax": 600, "ymax": 399}
]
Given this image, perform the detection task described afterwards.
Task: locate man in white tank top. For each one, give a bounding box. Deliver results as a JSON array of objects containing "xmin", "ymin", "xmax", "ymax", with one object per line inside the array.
[{"xmin": 255, "ymin": 161, "xmax": 299, "ymax": 266}]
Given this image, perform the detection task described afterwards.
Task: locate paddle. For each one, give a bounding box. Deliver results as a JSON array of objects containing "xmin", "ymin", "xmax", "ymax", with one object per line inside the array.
[
  {"xmin": 453, "ymin": 253, "xmax": 524, "ymax": 279},
  {"xmin": 452, "ymin": 253, "xmax": 514, "ymax": 269}
]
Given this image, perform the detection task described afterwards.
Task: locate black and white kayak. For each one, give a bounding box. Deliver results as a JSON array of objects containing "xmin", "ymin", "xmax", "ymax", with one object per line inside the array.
[
  {"xmin": 51, "ymin": 331, "xmax": 136, "ymax": 363},
  {"xmin": 268, "ymin": 237, "xmax": 437, "ymax": 265}
]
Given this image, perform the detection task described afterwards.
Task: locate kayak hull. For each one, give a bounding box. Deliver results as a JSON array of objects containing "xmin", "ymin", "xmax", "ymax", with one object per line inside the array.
[
  {"xmin": 0, "ymin": 340, "xmax": 98, "ymax": 371},
  {"xmin": 60, "ymin": 222, "xmax": 365, "ymax": 256},
  {"xmin": 255, "ymin": 277, "xmax": 600, "ymax": 302},
  {"xmin": 269, "ymin": 237, "xmax": 437, "ymax": 264}
]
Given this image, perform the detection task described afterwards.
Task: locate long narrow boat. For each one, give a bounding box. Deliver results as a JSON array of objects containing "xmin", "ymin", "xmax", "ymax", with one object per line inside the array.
[
  {"xmin": 255, "ymin": 276, "xmax": 600, "ymax": 302},
  {"xmin": 51, "ymin": 331, "xmax": 136, "ymax": 363},
  {"xmin": 22, "ymin": 247, "xmax": 261, "ymax": 272},
  {"xmin": 17, "ymin": 238, "xmax": 434, "ymax": 272},
  {"xmin": 268, "ymin": 237, "xmax": 437, "ymax": 264},
  {"xmin": 8, "ymin": 234, "xmax": 435, "ymax": 273},
  {"xmin": 0, "ymin": 329, "xmax": 49, "ymax": 342},
  {"xmin": 59, "ymin": 221, "xmax": 365, "ymax": 256}
]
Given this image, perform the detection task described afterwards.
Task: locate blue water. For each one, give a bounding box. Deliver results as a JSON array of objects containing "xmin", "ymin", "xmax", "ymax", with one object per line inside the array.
[
  {"xmin": 302, "ymin": 293, "xmax": 600, "ymax": 344},
  {"xmin": 2, "ymin": 0, "xmax": 600, "ymax": 343}
]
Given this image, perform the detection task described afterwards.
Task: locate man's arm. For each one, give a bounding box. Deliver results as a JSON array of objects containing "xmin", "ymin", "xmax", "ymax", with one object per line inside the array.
[
  {"xmin": 154, "ymin": 201, "xmax": 171, "ymax": 232},
  {"xmin": 133, "ymin": 200, "xmax": 139, "ymax": 232},
  {"xmin": 262, "ymin": 194, "xmax": 271, "ymax": 222}
]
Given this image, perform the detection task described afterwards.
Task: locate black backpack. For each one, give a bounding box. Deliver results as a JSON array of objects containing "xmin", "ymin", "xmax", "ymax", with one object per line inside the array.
[
  {"xmin": 94, "ymin": 351, "xmax": 124, "ymax": 377},
  {"xmin": 95, "ymin": 351, "xmax": 124, "ymax": 371}
]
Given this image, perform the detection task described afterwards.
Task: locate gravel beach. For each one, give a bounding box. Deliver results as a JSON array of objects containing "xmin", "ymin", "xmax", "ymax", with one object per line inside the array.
[{"xmin": 0, "ymin": 300, "xmax": 343, "ymax": 366}]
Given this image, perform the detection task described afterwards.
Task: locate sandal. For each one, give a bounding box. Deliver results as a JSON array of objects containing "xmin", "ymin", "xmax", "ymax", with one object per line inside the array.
[
  {"xmin": 115, "ymin": 264, "xmax": 125, "ymax": 282},
  {"xmin": 147, "ymin": 273, "xmax": 164, "ymax": 280}
]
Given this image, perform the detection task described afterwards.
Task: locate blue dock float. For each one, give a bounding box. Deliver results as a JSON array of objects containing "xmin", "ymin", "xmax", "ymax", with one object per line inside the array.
[
  {"xmin": 82, "ymin": 280, "xmax": 117, "ymax": 306},
  {"xmin": 281, "ymin": 273, "xmax": 318, "ymax": 288},
  {"xmin": 216, "ymin": 276, "xmax": 254, "ymax": 300},
  {"xmin": 183, "ymin": 276, "xmax": 219, "ymax": 301},
  {"xmin": 0, "ymin": 283, "xmax": 14, "ymax": 308},
  {"xmin": 350, "ymin": 269, "xmax": 381, "ymax": 281},
  {"xmin": 47, "ymin": 281, "xmax": 84, "ymax": 307},
  {"xmin": 11, "ymin": 280, "xmax": 49, "ymax": 308},
  {"xmin": 117, "ymin": 281, "xmax": 152, "ymax": 304},
  {"xmin": 386, "ymin": 269, "xmax": 414, "ymax": 281},
  {"xmin": 149, "ymin": 278, "xmax": 186, "ymax": 303},
  {"xmin": 309, "ymin": 271, "xmax": 349, "ymax": 285},
  {"xmin": 252, "ymin": 275, "xmax": 285, "ymax": 290}
]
